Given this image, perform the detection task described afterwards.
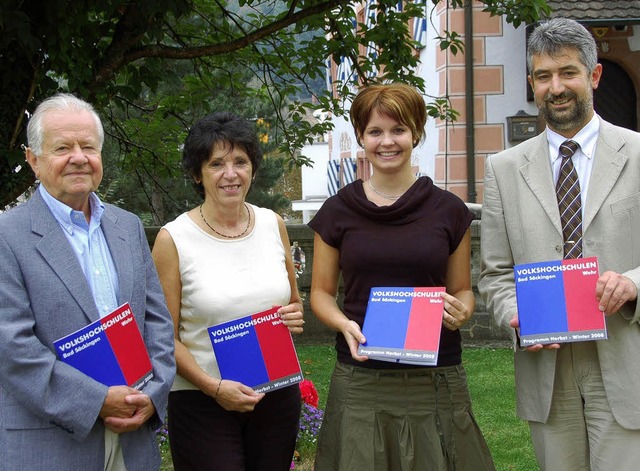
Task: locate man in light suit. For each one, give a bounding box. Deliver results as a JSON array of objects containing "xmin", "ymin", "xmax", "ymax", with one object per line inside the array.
[
  {"xmin": 479, "ymin": 18, "xmax": 640, "ymax": 471},
  {"xmin": 0, "ymin": 93, "xmax": 175, "ymax": 470}
]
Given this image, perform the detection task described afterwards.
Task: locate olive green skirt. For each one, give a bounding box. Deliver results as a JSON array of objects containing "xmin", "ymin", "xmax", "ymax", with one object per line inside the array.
[{"xmin": 314, "ymin": 361, "xmax": 496, "ymax": 471}]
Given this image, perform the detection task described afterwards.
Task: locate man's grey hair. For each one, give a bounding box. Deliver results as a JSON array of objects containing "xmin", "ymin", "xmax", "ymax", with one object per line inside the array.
[
  {"xmin": 527, "ymin": 17, "xmax": 598, "ymax": 75},
  {"xmin": 27, "ymin": 93, "xmax": 104, "ymax": 156}
]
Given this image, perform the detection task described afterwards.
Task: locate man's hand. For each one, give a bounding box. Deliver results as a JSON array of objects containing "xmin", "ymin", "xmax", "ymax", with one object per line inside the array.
[
  {"xmin": 596, "ymin": 271, "xmax": 638, "ymax": 316},
  {"xmin": 510, "ymin": 316, "xmax": 560, "ymax": 351},
  {"xmin": 100, "ymin": 386, "xmax": 155, "ymax": 433}
]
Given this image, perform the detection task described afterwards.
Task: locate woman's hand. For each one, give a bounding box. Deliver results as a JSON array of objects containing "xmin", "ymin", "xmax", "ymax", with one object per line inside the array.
[
  {"xmin": 279, "ymin": 302, "xmax": 304, "ymax": 334},
  {"xmin": 211, "ymin": 379, "xmax": 265, "ymax": 412},
  {"xmin": 341, "ymin": 319, "xmax": 368, "ymax": 362},
  {"xmin": 441, "ymin": 291, "xmax": 472, "ymax": 331}
]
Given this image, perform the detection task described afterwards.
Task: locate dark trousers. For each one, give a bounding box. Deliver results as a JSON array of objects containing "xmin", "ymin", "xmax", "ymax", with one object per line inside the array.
[{"xmin": 168, "ymin": 386, "xmax": 301, "ymax": 471}]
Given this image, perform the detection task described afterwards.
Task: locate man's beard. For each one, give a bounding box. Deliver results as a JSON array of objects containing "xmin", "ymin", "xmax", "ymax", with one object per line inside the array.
[{"xmin": 538, "ymin": 91, "xmax": 592, "ymax": 132}]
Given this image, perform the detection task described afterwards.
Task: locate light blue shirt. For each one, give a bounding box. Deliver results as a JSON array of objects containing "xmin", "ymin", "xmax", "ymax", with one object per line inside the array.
[
  {"xmin": 547, "ymin": 113, "xmax": 600, "ymax": 214},
  {"xmin": 39, "ymin": 185, "xmax": 119, "ymax": 317}
]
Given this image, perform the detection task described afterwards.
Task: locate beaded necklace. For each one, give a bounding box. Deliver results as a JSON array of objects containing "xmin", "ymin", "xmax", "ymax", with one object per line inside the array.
[{"xmin": 199, "ymin": 203, "xmax": 251, "ymax": 239}]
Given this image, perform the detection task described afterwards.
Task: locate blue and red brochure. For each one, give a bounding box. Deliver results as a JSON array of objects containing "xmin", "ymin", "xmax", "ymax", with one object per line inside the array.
[
  {"xmin": 54, "ymin": 303, "xmax": 153, "ymax": 388},
  {"xmin": 357, "ymin": 287, "xmax": 445, "ymax": 365},
  {"xmin": 514, "ymin": 257, "xmax": 607, "ymax": 346},
  {"xmin": 208, "ymin": 306, "xmax": 303, "ymax": 393}
]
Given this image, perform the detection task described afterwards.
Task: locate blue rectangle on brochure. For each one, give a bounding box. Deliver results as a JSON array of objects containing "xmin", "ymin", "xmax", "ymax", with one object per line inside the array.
[
  {"xmin": 516, "ymin": 260, "xmax": 568, "ymax": 335},
  {"xmin": 56, "ymin": 325, "xmax": 126, "ymax": 386},
  {"xmin": 364, "ymin": 288, "xmax": 412, "ymax": 348},
  {"xmin": 212, "ymin": 321, "xmax": 269, "ymax": 386}
]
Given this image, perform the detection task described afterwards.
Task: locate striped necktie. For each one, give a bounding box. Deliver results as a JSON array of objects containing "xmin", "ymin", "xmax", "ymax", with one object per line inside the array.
[{"xmin": 555, "ymin": 140, "xmax": 582, "ymax": 259}]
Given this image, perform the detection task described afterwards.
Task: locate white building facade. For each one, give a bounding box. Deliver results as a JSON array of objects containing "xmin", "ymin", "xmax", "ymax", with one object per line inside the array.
[{"xmin": 294, "ymin": 1, "xmax": 640, "ymax": 217}]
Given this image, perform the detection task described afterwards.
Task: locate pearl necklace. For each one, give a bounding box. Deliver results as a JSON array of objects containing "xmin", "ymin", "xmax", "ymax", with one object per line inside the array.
[
  {"xmin": 367, "ymin": 179, "xmax": 411, "ymax": 201},
  {"xmin": 199, "ymin": 203, "xmax": 251, "ymax": 239}
]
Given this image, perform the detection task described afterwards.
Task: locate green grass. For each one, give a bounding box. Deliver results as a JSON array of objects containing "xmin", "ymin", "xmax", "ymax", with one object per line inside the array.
[
  {"xmin": 463, "ymin": 348, "xmax": 538, "ymax": 471},
  {"xmin": 160, "ymin": 345, "xmax": 539, "ymax": 471},
  {"xmin": 297, "ymin": 343, "xmax": 335, "ymax": 409}
]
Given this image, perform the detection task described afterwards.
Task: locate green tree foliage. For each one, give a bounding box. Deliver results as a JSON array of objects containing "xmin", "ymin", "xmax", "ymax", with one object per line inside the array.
[
  {"xmin": 247, "ymin": 156, "xmax": 292, "ymax": 216},
  {"xmin": 0, "ymin": 0, "xmax": 551, "ymax": 211},
  {"xmin": 98, "ymin": 58, "xmax": 283, "ymax": 224}
]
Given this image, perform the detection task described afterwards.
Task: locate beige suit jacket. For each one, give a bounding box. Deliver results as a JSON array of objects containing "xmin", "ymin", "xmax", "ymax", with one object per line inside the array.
[{"xmin": 479, "ymin": 117, "xmax": 640, "ymax": 428}]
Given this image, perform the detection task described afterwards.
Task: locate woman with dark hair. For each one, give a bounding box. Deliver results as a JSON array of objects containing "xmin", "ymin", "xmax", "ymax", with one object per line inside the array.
[
  {"xmin": 152, "ymin": 112, "xmax": 304, "ymax": 470},
  {"xmin": 309, "ymin": 83, "xmax": 495, "ymax": 470}
]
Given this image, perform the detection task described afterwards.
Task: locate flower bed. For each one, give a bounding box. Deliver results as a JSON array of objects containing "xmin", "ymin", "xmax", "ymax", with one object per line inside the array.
[{"xmin": 292, "ymin": 379, "xmax": 324, "ymax": 469}]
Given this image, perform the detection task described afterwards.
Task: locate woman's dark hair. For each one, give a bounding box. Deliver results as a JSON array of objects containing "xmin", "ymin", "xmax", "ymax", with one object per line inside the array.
[{"xmin": 182, "ymin": 112, "xmax": 263, "ymax": 198}]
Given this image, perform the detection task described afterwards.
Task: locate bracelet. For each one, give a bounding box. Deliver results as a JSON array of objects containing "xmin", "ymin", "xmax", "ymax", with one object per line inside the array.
[{"xmin": 214, "ymin": 379, "xmax": 223, "ymax": 399}]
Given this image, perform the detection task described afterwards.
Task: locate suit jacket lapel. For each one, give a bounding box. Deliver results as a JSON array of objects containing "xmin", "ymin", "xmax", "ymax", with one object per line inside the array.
[
  {"xmin": 30, "ymin": 190, "xmax": 99, "ymax": 323},
  {"xmin": 583, "ymin": 120, "xmax": 627, "ymax": 232},
  {"xmin": 101, "ymin": 207, "xmax": 133, "ymax": 306},
  {"xmin": 519, "ymin": 134, "xmax": 563, "ymax": 236}
]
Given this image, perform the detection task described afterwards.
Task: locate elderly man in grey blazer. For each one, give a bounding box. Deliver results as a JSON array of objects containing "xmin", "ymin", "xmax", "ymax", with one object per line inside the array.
[
  {"xmin": 0, "ymin": 94, "xmax": 175, "ymax": 470},
  {"xmin": 480, "ymin": 18, "xmax": 640, "ymax": 471}
]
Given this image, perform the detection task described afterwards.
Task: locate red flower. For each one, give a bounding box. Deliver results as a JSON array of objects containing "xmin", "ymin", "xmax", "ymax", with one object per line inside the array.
[{"xmin": 299, "ymin": 379, "xmax": 319, "ymax": 408}]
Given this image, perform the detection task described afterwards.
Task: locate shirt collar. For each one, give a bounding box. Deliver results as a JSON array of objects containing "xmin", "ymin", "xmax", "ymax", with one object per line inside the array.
[
  {"xmin": 38, "ymin": 185, "xmax": 105, "ymax": 235},
  {"xmin": 547, "ymin": 113, "xmax": 600, "ymax": 163}
]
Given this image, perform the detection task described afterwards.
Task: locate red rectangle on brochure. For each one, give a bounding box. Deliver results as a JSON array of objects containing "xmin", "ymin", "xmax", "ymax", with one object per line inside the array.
[
  {"xmin": 104, "ymin": 303, "xmax": 153, "ymax": 387},
  {"xmin": 562, "ymin": 261, "xmax": 603, "ymax": 331},
  {"xmin": 404, "ymin": 288, "xmax": 445, "ymax": 351},
  {"xmin": 253, "ymin": 307, "xmax": 301, "ymax": 380}
]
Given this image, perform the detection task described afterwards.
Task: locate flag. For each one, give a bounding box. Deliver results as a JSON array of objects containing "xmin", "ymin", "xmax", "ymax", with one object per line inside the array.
[
  {"xmin": 413, "ymin": 1, "xmax": 427, "ymax": 46},
  {"xmin": 327, "ymin": 158, "xmax": 357, "ymax": 196}
]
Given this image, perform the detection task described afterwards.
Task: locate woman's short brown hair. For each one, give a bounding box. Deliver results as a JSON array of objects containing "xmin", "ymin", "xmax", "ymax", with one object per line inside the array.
[{"xmin": 349, "ymin": 83, "xmax": 427, "ymax": 148}]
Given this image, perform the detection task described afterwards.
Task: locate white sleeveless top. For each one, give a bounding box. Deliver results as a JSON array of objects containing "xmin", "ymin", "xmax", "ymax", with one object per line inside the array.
[{"xmin": 162, "ymin": 204, "xmax": 291, "ymax": 391}]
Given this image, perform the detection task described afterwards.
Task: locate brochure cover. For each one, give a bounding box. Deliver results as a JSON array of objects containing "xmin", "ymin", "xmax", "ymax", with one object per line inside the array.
[
  {"xmin": 208, "ymin": 306, "xmax": 303, "ymax": 393},
  {"xmin": 357, "ymin": 287, "xmax": 445, "ymax": 365},
  {"xmin": 54, "ymin": 303, "xmax": 153, "ymax": 388},
  {"xmin": 515, "ymin": 257, "xmax": 607, "ymax": 346}
]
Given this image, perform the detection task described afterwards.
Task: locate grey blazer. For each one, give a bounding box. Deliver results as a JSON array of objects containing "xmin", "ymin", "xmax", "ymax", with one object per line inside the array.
[
  {"xmin": 0, "ymin": 189, "xmax": 176, "ymax": 470},
  {"xmin": 479, "ymin": 118, "xmax": 640, "ymax": 428}
]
